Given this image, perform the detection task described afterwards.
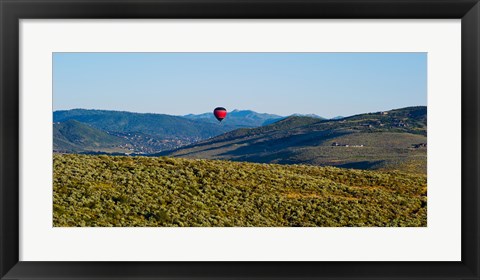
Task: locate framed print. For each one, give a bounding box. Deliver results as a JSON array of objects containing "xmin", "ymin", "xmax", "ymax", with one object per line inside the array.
[{"xmin": 1, "ymin": 0, "xmax": 479, "ymax": 279}]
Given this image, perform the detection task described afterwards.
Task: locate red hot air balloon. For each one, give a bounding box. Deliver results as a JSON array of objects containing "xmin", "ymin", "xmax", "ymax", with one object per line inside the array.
[{"xmin": 213, "ymin": 107, "xmax": 227, "ymax": 122}]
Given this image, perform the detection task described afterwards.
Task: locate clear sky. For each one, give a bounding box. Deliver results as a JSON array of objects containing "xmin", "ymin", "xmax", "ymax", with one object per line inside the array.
[{"xmin": 53, "ymin": 52, "xmax": 426, "ymax": 118}]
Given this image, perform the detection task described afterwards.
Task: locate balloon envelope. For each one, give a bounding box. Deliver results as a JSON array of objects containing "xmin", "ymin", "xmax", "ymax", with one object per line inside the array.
[{"xmin": 213, "ymin": 107, "xmax": 227, "ymax": 122}]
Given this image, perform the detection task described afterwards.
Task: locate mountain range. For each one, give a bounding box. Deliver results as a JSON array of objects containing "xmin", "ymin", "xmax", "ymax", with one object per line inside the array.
[
  {"xmin": 53, "ymin": 109, "xmax": 283, "ymax": 153},
  {"xmin": 183, "ymin": 109, "xmax": 284, "ymax": 127},
  {"xmin": 160, "ymin": 106, "xmax": 427, "ymax": 174},
  {"xmin": 53, "ymin": 106, "xmax": 427, "ymax": 173}
]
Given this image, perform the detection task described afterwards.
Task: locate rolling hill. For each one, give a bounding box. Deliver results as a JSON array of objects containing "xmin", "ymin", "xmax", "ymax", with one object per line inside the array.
[
  {"xmin": 53, "ymin": 154, "xmax": 427, "ymax": 227},
  {"xmin": 54, "ymin": 109, "xmax": 231, "ymax": 140},
  {"xmin": 53, "ymin": 120, "xmax": 130, "ymax": 153},
  {"xmin": 161, "ymin": 106, "xmax": 427, "ymax": 174},
  {"xmin": 53, "ymin": 109, "xmax": 288, "ymax": 154}
]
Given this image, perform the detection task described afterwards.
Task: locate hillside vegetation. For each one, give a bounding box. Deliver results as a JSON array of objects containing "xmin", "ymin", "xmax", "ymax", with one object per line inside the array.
[
  {"xmin": 53, "ymin": 109, "xmax": 283, "ymax": 153},
  {"xmin": 53, "ymin": 154, "xmax": 427, "ymax": 227},
  {"xmin": 53, "ymin": 120, "xmax": 130, "ymax": 153},
  {"xmin": 162, "ymin": 106, "xmax": 427, "ymax": 174}
]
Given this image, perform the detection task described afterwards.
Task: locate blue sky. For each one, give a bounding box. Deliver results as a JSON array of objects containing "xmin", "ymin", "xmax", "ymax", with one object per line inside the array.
[{"xmin": 53, "ymin": 53, "xmax": 426, "ymax": 118}]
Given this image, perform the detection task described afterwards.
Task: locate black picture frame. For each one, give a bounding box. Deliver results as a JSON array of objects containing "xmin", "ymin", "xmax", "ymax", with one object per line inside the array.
[{"xmin": 1, "ymin": 0, "xmax": 479, "ymax": 279}]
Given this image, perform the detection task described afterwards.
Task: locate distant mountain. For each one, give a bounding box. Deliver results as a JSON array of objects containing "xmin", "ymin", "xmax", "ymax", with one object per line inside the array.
[
  {"xmin": 183, "ymin": 109, "xmax": 283, "ymax": 127},
  {"xmin": 160, "ymin": 106, "xmax": 427, "ymax": 174},
  {"xmin": 54, "ymin": 109, "xmax": 236, "ymax": 153},
  {"xmin": 290, "ymin": 113, "xmax": 325, "ymax": 119},
  {"xmin": 330, "ymin": 116, "xmax": 345, "ymax": 120},
  {"xmin": 53, "ymin": 120, "xmax": 130, "ymax": 153},
  {"xmin": 54, "ymin": 109, "xmax": 231, "ymax": 139},
  {"xmin": 53, "ymin": 109, "xmax": 282, "ymax": 154}
]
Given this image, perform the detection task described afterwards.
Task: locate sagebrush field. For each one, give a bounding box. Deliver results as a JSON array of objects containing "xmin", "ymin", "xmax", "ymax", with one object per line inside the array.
[{"xmin": 53, "ymin": 154, "xmax": 427, "ymax": 227}]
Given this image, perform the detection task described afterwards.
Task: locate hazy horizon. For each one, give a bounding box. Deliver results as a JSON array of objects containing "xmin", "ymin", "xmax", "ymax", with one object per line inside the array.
[{"xmin": 53, "ymin": 53, "xmax": 427, "ymax": 118}]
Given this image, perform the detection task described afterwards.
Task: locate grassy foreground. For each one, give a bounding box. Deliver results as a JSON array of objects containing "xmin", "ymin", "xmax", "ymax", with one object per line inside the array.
[{"xmin": 53, "ymin": 154, "xmax": 427, "ymax": 227}]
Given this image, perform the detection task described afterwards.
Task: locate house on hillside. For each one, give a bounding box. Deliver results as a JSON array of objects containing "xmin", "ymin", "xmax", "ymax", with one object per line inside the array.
[
  {"xmin": 412, "ymin": 143, "xmax": 427, "ymax": 148},
  {"xmin": 331, "ymin": 142, "xmax": 364, "ymax": 147}
]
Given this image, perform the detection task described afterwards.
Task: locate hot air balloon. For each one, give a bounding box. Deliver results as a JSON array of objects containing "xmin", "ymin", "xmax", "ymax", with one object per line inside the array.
[{"xmin": 213, "ymin": 107, "xmax": 227, "ymax": 122}]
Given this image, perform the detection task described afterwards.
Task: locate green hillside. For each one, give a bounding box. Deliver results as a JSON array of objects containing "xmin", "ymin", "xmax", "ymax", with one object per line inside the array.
[
  {"xmin": 53, "ymin": 154, "xmax": 427, "ymax": 227},
  {"xmin": 53, "ymin": 109, "xmax": 285, "ymax": 153},
  {"xmin": 53, "ymin": 120, "xmax": 130, "ymax": 153},
  {"xmin": 53, "ymin": 109, "xmax": 232, "ymax": 153},
  {"xmin": 54, "ymin": 109, "xmax": 230, "ymax": 140},
  {"xmin": 162, "ymin": 107, "xmax": 427, "ymax": 174}
]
